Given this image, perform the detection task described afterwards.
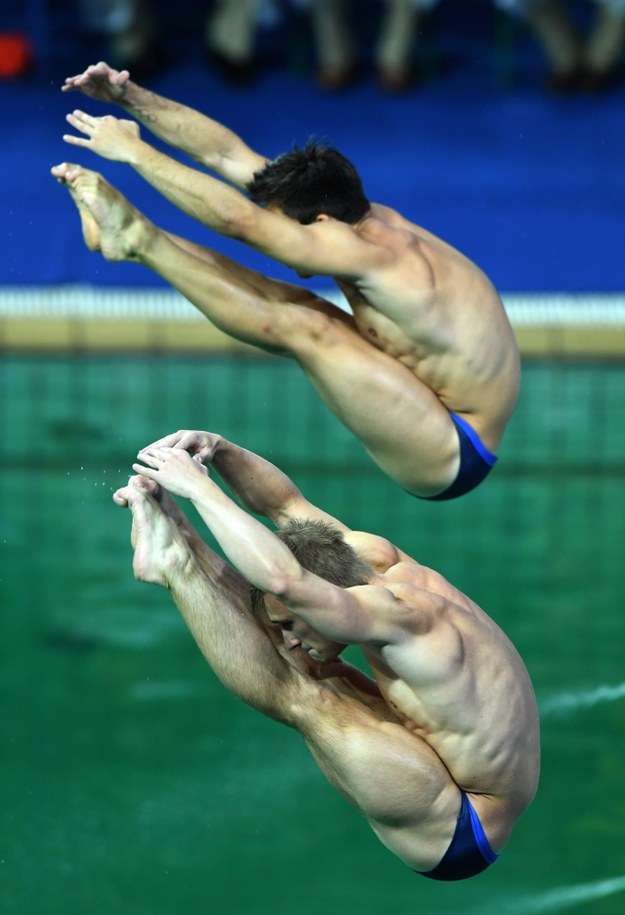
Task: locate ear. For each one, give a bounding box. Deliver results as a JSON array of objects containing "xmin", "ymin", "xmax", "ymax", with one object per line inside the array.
[{"xmin": 314, "ymin": 213, "xmax": 331, "ymax": 223}]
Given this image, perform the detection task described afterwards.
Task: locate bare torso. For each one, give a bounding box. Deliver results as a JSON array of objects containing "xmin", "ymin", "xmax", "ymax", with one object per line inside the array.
[
  {"xmin": 343, "ymin": 532, "xmax": 540, "ymax": 833},
  {"xmin": 338, "ymin": 204, "xmax": 521, "ymax": 451}
]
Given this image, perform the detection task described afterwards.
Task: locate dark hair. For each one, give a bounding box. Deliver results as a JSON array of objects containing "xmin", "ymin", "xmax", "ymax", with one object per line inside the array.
[
  {"xmin": 250, "ymin": 519, "xmax": 372, "ymax": 617},
  {"xmin": 246, "ymin": 140, "xmax": 370, "ymax": 225}
]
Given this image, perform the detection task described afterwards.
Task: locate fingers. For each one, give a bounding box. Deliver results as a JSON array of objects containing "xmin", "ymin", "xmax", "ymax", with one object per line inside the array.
[
  {"xmin": 61, "ymin": 63, "xmax": 129, "ymax": 99},
  {"xmin": 112, "ymin": 69, "xmax": 130, "ymax": 85},
  {"xmin": 137, "ymin": 443, "xmax": 167, "ymax": 460},
  {"xmin": 66, "ymin": 110, "xmax": 121, "ymax": 130},
  {"xmin": 62, "ymin": 62, "xmax": 113, "ymax": 85},
  {"xmin": 134, "ymin": 447, "xmax": 168, "ymax": 468},
  {"xmin": 62, "ymin": 133, "xmax": 89, "ymax": 148},
  {"xmin": 61, "ymin": 70, "xmax": 95, "ymax": 89},
  {"xmin": 135, "ymin": 446, "xmax": 167, "ymax": 468},
  {"xmin": 176, "ymin": 431, "xmax": 210, "ymax": 453},
  {"xmin": 136, "ymin": 445, "xmax": 191, "ymax": 466},
  {"xmin": 63, "ymin": 112, "xmax": 94, "ymax": 146},
  {"xmin": 50, "ymin": 162, "xmax": 81, "ymax": 181},
  {"xmin": 51, "ymin": 162, "xmax": 69, "ymax": 179},
  {"xmin": 142, "ymin": 432, "xmax": 181, "ymax": 450},
  {"xmin": 132, "ymin": 462, "xmax": 158, "ymax": 478},
  {"xmin": 62, "ymin": 111, "xmax": 121, "ymax": 150},
  {"xmin": 112, "ymin": 487, "xmax": 130, "ymax": 506},
  {"xmin": 66, "ymin": 110, "xmax": 97, "ymax": 132},
  {"xmin": 61, "ymin": 74, "xmax": 93, "ymax": 92},
  {"xmin": 132, "ymin": 447, "xmax": 197, "ymax": 482},
  {"xmin": 141, "ymin": 430, "xmax": 208, "ymax": 453}
]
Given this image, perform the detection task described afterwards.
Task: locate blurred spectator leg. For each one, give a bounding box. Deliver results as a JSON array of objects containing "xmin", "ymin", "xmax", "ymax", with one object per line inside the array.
[
  {"xmin": 493, "ymin": 3, "xmax": 519, "ymax": 88},
  {"xmin": 307, "ymin": 0, "xmax": 358, "ymax": 90},
  {"xmin": 206, "ymin": 0, "xmax": 258, "ymax": 85},
  {"xmin": 376, "ymin": 0, "xmax": 427, "ymax": 92},
  {"xmin": 582, "ymin": 0, "xmax": 625, "ymax": 91},
  {"xmin": 523, "ymin": 0, "xmax": 583, "ymax": 90}
]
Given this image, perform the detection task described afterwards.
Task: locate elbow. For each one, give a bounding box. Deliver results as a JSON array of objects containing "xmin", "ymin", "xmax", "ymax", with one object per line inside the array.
[
  {"xmin": 266, "ymin": 572, "xmax": 294, "ymax": 601},
  {"xmin": 216, "ymin": 212, "xmax": 244, "ymax": 239},
  {"xmin": 265, "ymin": 565, "xmax": 305, "ymax": 602},
  {"xmin": 226, "ymin": 214, "xmax": 256, "ymax": 244},
  {"xmin": 218, "ymin": 203, "xmax": 259, "ymax": 243}
]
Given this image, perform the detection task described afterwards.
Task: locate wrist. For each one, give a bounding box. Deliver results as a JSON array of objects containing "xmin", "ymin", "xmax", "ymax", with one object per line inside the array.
[
  {"xmin": 189, "ymin": 473, "xmax": 220, "ymax": 505},
  {"xmin": 127, "ymin": 137, "xmax": 152, "ymax": 168},
  {"xmin": 211, "ymin": 435, "xmax": 227, "ymax": 458},
  {"xmin": 211, "ymin": 437, "xmax": 236, "ymax": 474},
  {"xmin": 118, "ymin": 80, "xmax": 143, "ymax": 111}
]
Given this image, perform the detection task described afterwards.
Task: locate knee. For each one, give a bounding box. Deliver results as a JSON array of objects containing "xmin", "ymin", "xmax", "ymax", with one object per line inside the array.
[{"xmin": 283, "ymin": 308, "xmax": 353, "ymax": 359}]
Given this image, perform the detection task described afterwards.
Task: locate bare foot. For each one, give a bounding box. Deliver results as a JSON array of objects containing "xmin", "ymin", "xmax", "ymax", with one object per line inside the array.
[
  {"xmin": 114, "ymin": 474, "xmax": 182, "ymax": 519},
  {"xmin": 51, "ymin": 162, "xmax": 150, "ymax": 261},
  {"xmin": 51, "ymin": 162, "xmax": 101, "ymax": 251},
  {"xmin": 114, "ymin": 476, "xmax": 192, "ymax": 586}
]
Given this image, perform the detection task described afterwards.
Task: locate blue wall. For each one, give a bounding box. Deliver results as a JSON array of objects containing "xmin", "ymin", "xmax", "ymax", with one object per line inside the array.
[{"xmin": 2, "ymin": 0, "xmax": 624, "ymax": 292}]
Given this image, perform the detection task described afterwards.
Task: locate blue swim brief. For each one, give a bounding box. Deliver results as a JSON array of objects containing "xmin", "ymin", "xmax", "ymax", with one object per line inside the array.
[
  {"xmin": 418, "ymin": 790, "xmax": 499, "ymax": 882},
  {"xmin": 419, "ymin": 412, "xmax": 497, "ymax": 501}
]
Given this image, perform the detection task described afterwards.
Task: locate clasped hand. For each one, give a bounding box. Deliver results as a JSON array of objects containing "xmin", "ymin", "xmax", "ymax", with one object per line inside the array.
[
  {"xmin": 133, "ymin": 446, "xmax": 210, "ymax": 500},
  {"xmin": 142, "ymin": 430, "xmax": 222, "ymax": 465}
]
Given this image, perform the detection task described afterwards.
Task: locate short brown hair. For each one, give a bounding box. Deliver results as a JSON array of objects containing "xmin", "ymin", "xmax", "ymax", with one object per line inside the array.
[
  {"xmin": 246, "ymin": 140, "xmax": 370, "ymax": 225},
  {"xmin": 250, "ymin": 518, "xmax": 372, "ymax": 616}
]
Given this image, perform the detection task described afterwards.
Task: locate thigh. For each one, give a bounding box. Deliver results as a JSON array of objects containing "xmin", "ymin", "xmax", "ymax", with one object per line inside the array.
[
  {"xmin": 167, "ymin": 231, "xmax": 353, "ymax": 315},
  {"xmin": 291, "ymin": 318, "xmax": 460, "ymax": 494},
  {"xmin": 288, "ymin": 669, "xmax": 460, "ymax": 868}
]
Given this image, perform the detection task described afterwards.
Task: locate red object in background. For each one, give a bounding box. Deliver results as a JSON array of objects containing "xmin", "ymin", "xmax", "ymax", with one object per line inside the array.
[{"xmin": 0, "ymin": 33, "xmax": 34, "ymax": 79}]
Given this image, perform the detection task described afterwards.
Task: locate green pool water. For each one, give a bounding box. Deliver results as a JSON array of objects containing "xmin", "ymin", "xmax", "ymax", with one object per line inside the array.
[{"xmin": 1, "ymin": 354, "xmax": 624, "ymax": 914}]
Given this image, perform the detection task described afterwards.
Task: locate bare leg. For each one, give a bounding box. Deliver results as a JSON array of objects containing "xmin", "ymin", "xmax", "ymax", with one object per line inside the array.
[
  {"xmin": 114, "ymin": 477, "xmax": 462, "ymax": 869},
  {"xmin": 309, "ymin": 0, "xmax": 358, "ymax": 90},
  {"xmin": 376, "ymin": 0, "xmax": 421, "ymax": 91},
  {"xmin": 114, "ymin": 475, "xmax": 300, "ymax": 719},
  {"xmin": 524, "ymin": 0, "xmax": 582, "ymax": 85},
  {"xmin": 113, "ymin": 474, "xmax": 208, "ymax": 559},
  {"xmin": 584, "ymin": 4, "xmax": 625, "ymax": 86},
  {"xmin": 57, "ymin": 164, "xmax": 459, "ymax": 495},
  {"xmin": 206, "ymin": 0, "xmax": 256, "ymax": 67},
  {"xmin": 51, "ymin": 162, "xmax": 147, "ymax": 259}
]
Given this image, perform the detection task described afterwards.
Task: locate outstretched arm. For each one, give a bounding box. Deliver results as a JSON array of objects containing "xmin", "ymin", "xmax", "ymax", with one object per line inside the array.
[
  {"xmin": 62, "ymin": 111, "xmax": 260, "ymax": 228},
  {"xmin": 132, "ymin": 446, "xmax": 400, "ymax": 645},
  {"xmin": 62, "ymin": 112, "xmax": 388, "ymax": 278},
  {"xmin": 62, "ymin": 61, "xmax": 267, "ymax": 189},
  {"xmin": 140, "ymin": 430, "xmax": 349, "ymax": 531}
]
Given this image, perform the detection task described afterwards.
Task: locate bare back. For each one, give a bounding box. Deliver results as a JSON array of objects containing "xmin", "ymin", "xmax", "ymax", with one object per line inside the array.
[
  {"xmin": 344, "ymin": 531, "xmax": 540, "ymax": 824},
  {"xmin": 339, "ymin": 204, "xmax": 520, "ymax": 450}
]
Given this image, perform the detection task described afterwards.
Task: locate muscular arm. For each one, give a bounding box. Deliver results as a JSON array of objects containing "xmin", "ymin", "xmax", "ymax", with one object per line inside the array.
[
  {"xmin": 63, "ymin": 112, "xmax": 390, "ymax": 278},
  {"xmin": 141, "ymin": 430, "xmax": 349, "ymax": 530},
  {"xmin": 62, "ymin": 62, "xmax": 266, "ymax": 189},
  {"xmin": 133, "ymin": 446, "xmax": 404, "ymax": 645},
  {"xmin": 121, "ymin": 87, "xmax": 267, "ymax": 189},
  {"xmin": 63, "ymin": 114, "xmax": 259, "ymax": 232}
]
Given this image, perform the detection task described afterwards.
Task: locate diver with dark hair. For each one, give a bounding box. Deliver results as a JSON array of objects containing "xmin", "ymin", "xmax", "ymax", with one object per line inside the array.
[{"xmin": 58, "ymin": 62, "xmax": 520, "ymax": 501}]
